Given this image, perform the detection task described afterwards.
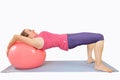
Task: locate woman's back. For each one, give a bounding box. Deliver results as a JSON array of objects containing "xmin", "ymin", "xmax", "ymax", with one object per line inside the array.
[{"xmin": 38, "ymin": 31, "xmax": 68, "ymax": 51}]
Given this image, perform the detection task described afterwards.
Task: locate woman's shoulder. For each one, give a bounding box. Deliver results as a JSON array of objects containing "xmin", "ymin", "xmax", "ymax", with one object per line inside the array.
[
  {"xmin": 40, "ymin": 31, "xmax": 51, "ymax": 34},
  {"xmin": 39, "ymin": 31, "xmax": 53, "ymax": 35}
]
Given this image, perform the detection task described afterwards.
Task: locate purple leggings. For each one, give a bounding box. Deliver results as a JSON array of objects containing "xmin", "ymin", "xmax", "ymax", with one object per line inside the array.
[{"xmin": 67, "ymin": 32, "xmax": 104, "ymax": 49}]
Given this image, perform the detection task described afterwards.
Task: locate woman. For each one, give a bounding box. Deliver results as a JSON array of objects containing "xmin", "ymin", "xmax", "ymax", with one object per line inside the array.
[{"xmin": 7, "ymin": 29, "xmax": 113, "ymax": 72}]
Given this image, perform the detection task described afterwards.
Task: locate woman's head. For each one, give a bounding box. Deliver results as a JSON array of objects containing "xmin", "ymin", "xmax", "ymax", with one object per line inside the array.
[{"xmin": 20, "ymin": 29, "xmax": 38, "ymax": 38}]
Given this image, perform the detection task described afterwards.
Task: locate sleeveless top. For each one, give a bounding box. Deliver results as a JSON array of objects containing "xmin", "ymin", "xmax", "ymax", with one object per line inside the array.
[{"xmin": 37, "ymin": 31, "xmax": 68, "ymax": 51}]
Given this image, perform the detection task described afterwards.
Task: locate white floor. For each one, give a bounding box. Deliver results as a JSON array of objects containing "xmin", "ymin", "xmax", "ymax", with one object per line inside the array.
[
  {"xmin": 1, "ymin": 52, "xmax": 120, "ymax": 80},
  {"xmin": 1, "ymin": 0, "xmax": 120, "ymax": 79},
  {"xmin": 0, "ymin": 70, "xmax": 120, "ymax": 80}
]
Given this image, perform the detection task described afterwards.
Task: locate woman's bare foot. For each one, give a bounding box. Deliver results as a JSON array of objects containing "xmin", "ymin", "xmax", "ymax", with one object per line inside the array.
[
  {"xmin": 87, "ymin": 59, "xmax": 95, "ymax": 64},
  {"xmin": 95, "ymin": 64, "xmax": 113, "ymax": 73}
]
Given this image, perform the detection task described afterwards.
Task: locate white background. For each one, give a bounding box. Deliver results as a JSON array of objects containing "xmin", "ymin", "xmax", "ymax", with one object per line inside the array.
[{"xmin": 0, "ymin": 0, "xmax": 120, "ymax": 80}]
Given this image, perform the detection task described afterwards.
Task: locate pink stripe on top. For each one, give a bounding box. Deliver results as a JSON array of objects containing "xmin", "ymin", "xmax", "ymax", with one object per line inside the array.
[{"xmin": 37, "ymin": 31, "xmax": 68, "ymax": 51}]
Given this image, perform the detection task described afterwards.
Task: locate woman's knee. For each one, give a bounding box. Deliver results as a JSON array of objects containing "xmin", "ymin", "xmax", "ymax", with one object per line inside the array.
[
  {"xmin": 97, "ymin": 33, "xmax": 104, "ymax": 41},
  {"xmin": 96, "ymin": 40, "xmax": 104, "ymax": 46}
]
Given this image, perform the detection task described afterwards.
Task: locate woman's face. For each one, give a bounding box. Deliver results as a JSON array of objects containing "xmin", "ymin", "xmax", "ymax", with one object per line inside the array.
[{"xmin": 24, "ymin": 29, "xmax": 38, "ymax": 38}]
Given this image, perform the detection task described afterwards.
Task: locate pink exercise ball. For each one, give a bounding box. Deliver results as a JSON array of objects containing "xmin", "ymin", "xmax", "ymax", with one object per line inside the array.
[{"xmin": 7, "ymin": 41, "xmax": 46, "ymax": 69}]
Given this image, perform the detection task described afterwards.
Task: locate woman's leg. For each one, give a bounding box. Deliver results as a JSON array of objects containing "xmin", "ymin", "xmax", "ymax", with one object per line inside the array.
[
  {"xmin": 94, "ymin": 40, "xmax": 113, "ymax": 72},
  {"xmin": 68, "ymin": 33, "xmax": 113, "ymax": 72},
  {"xmin": 87, "ymin": 43, "xmax": 95, "ymax": 63}
]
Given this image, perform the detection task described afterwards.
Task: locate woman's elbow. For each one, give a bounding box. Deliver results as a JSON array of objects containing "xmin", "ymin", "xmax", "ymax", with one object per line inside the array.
[
  {"xmin": 34, "ymin": 43, "xmax": 43, "ymax": 49},
  {"xmin": 34, "ymin": 45, "xmax": 42, "ymax": 49}
]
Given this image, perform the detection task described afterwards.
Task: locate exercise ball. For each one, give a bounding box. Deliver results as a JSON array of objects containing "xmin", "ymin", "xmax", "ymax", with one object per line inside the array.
[{"xmin": 7, "ymin": 41, "xmax": 46, "ymax": 69}]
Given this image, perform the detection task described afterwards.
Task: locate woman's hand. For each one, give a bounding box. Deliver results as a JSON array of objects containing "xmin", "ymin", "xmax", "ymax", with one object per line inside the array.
[
  {"xmin": 7, "ymin": 35, "xmax": 17, "ymax": 49},
  {"xmin": 7, "ymin": 34, "xmax": 18, "ymax": 56}
]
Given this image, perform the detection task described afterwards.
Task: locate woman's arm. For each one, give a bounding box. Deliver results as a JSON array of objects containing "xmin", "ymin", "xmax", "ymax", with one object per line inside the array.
[
  {"xmin": 7, "ymin": 34, "xmax": 44, "ymax": 53},
  {"xmin": 7, "ymin": 34, "xmax": 18, "ymax": 50}
]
